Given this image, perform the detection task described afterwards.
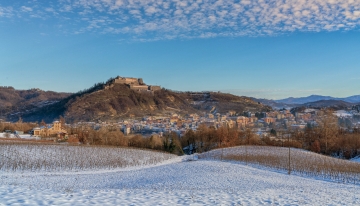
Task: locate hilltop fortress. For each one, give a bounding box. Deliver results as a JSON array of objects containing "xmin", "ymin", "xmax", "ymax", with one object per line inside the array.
[{"xmin": 113, "ymin": 76, "xmax": 161, "ymax": 94}]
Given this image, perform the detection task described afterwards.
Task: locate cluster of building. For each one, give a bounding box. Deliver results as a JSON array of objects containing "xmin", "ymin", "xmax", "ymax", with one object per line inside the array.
[
  {"xmin": 68, "ymin": 109, "xmax": 317, "ymax": 138},
  {"xmin": 113, "ymin": 107, "xmax": 360, "ymax": 137},
  {"xmin": 32, "ymin": 121, "xmax": 67, "ymax": 137},
  {"xmin": 3, "ymin": 104, "xmax": 360, "ymax": 142}
]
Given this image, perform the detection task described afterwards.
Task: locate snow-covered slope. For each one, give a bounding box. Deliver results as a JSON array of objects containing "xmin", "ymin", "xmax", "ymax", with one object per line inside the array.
[
  {"xmin": 352, "ymin": 156, "xmax": 360, "ymax": 163},
  {"xmin": 1, "ymin": 156, "xmax": 360, "ymax": 205},
  {"xmin": 0, "ymin": 143, "xmax": 177, "ymax": 172}
]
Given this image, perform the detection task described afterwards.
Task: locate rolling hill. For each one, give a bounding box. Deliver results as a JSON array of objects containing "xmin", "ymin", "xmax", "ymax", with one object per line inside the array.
[
  {"xmin": 0, "ymin": 86, "xmax": 71, "ymax": 121},
  {"xmin": 302, "ymin": 99, "xmax": 354, "ymax": 110},
  {"xmin": 3, "ymin": 77, "xmax": 271, "ymax": 123},
  {"xmin": 1, "ymin": 144, "xmax": 359, "ymax": 205},
  {"xmin": 251, "ymin": 98, "xmax": 300, "ymax": 109}
]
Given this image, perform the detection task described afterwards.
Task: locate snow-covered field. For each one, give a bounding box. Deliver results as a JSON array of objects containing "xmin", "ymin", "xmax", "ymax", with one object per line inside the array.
[
  {"xmin": 0, "ymin": 133, "xmax": 40, "ymax": 140},
  {"xmin": 1, "ymin": 144, "xmax": 360, "ymax": 205},
  {"xmin": 0, "ymin": 143, "xmax": 176, "ymax": 172},
  {"xmin": 200, "ymin": 146, "xmax": 360, "ymax": 184}
]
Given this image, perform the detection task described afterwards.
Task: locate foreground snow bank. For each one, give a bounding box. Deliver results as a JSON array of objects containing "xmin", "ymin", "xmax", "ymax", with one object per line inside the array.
[{"xmin": 1, "ymin": 159, "xmax": 359, "ymax": 205}]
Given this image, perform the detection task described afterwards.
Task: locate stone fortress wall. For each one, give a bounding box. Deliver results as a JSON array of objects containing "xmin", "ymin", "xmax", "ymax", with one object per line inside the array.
[
  {"xmin": 114, "ymin": 77, "xmax": 139, "ymax": 85},
  {"xmin": 113, "ymin": 76, "xmax": 161, "ymax": 93}
]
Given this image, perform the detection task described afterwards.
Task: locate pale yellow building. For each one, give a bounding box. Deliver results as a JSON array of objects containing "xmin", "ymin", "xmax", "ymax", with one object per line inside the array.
[
  {"xmin": 237, "ymin": 116, "xmax": 249, "ymax": 128},
  {"xmin": 33, "ymin": 121, "xmax": 67, "ymax": 137}
]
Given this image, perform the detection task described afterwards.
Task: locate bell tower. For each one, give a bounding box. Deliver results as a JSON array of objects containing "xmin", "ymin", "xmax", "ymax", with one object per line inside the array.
[{"xmin": 54, "ymin": 121, "xmax": 60, "ymax": 131}]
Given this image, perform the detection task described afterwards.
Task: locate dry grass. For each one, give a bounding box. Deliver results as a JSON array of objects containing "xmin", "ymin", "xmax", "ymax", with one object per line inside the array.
[
  {"xmin": 199, "ymin": 146, "xmax": 360, "ymax": 184},
  {"xmin": 0, "ymin": 142, "xmax": 176, "ymax": 172}
]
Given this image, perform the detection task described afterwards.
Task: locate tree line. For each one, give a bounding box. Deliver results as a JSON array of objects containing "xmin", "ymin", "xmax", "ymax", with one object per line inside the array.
[{"xmin": 181, "ymin": 109, "xmax": 360, "ymax": 159}]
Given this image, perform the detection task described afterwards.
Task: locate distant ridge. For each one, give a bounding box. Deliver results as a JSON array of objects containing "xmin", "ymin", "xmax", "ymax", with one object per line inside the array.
[
  {"xmin": 0, "ymin": 86, "xmax": 71, "ymax": 120},
  {"xmin": 303, "ymin": 100, "xmax": 353, "ymax": 110},
  {"xmin": 275, "ymin": 95, "xmax": 360, "ymax": 104}
]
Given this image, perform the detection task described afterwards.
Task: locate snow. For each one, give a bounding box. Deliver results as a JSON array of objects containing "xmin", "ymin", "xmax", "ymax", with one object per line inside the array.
[
  {"xmin": 0, "ymin": 144, "xmax": 177, "ymax": 173},
  {"xmin": 334, "ymin": 110, "xmax": 352, "ymax": 117},
  {"xmin": 0, "ymin": 133, "xmax": 40, "ymax": 140},
  {"xmin": 304, "ymin": 108, "xmax": 318, "ymax": 113},
  {"xmin": 19, "ymin": 135, "xmax": 40, "ymax": 140},
  {"xmin": 1, "ymin": 156, "xmax": 360, "ymax": 205},
  {"xmin": 352, "ymin": 156, "xmax": 360, "ymax": 163},
  {"xmin": 0, "ymin": 133, "xmax": 15, "ymax": 138}
]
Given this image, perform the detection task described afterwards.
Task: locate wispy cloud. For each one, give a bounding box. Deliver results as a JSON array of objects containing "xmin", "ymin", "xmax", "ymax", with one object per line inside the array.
[
  {"xmin": 21, "ymin": 6, "xmax": 33, "ymax": 12},
  {"xmin": 0, "ymin": 6, "xmax": 14, "ymax": 18},
  {"xmin": 2, "ymin": 0, "xmax": 360, "ymax": 40}
]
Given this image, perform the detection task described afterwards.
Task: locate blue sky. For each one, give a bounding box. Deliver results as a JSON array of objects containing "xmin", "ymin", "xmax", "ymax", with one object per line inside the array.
[{"xmin": 1, "ymin": 0, "xmax": 360, "ymax": 99}]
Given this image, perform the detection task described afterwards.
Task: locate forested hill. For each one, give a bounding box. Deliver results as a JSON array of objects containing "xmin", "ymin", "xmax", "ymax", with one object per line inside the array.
[
  {"xmin": 2, "ymin": 78, "xmax": 271, "ymax": 123},
  {"xmin": 0, "ymin": 86, "xmax": 71, "ymax": 121}
]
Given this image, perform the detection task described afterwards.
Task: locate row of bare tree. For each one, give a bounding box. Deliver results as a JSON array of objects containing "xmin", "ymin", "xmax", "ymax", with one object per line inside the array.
[
  {"xmin": 0, "ymin": 120, "xmax": 37, "ymax": 134},
  {"xmin": 67, "ymin": 126, "xmax": 184, "ymax": 154}
]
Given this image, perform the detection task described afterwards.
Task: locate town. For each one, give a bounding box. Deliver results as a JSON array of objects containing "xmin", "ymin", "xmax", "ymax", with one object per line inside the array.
[{"xmin": 1, "ymin": 104, "xmax": 360, "ymax": 143}]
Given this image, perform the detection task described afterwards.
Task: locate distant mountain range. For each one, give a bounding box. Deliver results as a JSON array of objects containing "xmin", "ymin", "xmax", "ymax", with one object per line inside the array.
[
  {"xmin": 275, "ymin": 95, "xmax": 360, "ymax": 104},
  {"xmin": 252, "ymin": 95, "xmax": 360, "ymax": 110}
]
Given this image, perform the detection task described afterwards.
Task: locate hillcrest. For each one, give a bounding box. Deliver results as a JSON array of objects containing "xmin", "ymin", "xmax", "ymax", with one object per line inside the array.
[{"xmin": 110, "ymin": 76, "xmax": 161, "ymax": 94}]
